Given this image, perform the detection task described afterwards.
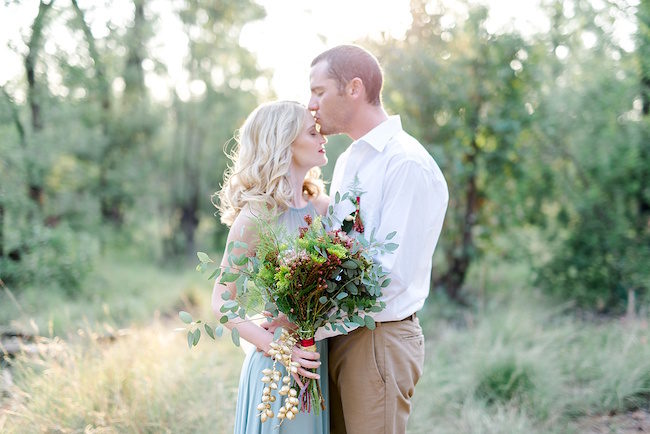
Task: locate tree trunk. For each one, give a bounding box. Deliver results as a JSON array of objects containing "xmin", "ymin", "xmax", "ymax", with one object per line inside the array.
[
  {"xmin": 435, "ymin": 148, "xmax": 479, "ymax": 301},
  {"xmin": 638, "ymin": 0, "xmax": 650, "ymax": 218},
  {"xmin": 99, "ymin": 0, "xmax": 146, "ymax": 226},
  {"xmin": 24, "ymin": 0, "xmax": 54, "ymax": 210},
  {"xmin": 434, "ymin": 63, "xmax": 484, "ymax": 301},
  {"xmin": 0, "ymin": 201, "xmax": 4, "ymax": 258},
  {"xmin": 70, "ymin": 0, "xmax": 111, "ymax": 117},
  {"xmin": 180, "ymin": 114, "xmax": 203, "ymax": 258},
  {"xmin": 98, "ymin": 168, "xmax": 124, "ymax": 226},
  {"xmin": 124, "ymin": 0, "xmax": 146, "ymax": 97},
  {"xmin": 180, "ymin": 199, "xmax": 199, "ymax": 258},
  {"xmin": 25, "ymin": 1, "xmax": 52, "ymax": 133},
  {"xmin": 0, "ymin": 87, "xmax": 29, "ymax": 261},
  {"xmin": 71, "ymin": 0, "xmax": 120, "ymax": 227}
]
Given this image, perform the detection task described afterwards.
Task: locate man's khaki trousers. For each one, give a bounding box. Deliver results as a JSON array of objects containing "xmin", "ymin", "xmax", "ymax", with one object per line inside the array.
[{"xmin": 328, "ymin": 316, "xmax": 425, "ymax": 434}]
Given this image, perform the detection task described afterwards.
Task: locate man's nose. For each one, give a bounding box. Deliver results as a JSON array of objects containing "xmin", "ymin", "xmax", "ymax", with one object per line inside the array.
[{"xmin": 308, "ymin": 98, "xmax": 318, "ymax": 111}]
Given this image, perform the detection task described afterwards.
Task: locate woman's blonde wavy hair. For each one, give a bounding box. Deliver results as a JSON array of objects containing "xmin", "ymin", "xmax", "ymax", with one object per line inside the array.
[{"xmin": 215, "ymin": 101, "xmax": 325, "ymax": 226}]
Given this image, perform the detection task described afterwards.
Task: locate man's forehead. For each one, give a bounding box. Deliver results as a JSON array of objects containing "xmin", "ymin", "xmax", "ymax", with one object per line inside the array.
[
  {"xmin": 310, "ymin": 61, "xmax": 329, "ymax": 79},
  {"xmin": 310, "ymin": 64, "xmax": 334, "ymax": 88}
]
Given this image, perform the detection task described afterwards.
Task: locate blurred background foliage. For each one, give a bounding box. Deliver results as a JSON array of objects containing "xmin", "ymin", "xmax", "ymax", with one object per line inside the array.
[
  {"xmin": 0, "ymin": 0, "xmax": 648, "ymax": 316},
  {"xmin": 1, "ymin": 1, "xmax": 650, "ymax": 432}
]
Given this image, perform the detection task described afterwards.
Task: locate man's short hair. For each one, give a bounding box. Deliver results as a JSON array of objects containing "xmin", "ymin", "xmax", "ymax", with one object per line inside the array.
[{"xmin": 311, "ymin": 45, "xmax": 383, "ymax": 106}]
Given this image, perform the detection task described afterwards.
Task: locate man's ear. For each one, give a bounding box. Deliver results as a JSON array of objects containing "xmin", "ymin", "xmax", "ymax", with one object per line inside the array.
[{"xmin": 347, "ymin": 77, "xmax": 364, "ymax": 99}]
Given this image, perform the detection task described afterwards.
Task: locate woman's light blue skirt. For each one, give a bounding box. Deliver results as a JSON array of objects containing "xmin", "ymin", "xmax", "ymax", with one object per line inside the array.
[{"xmin": 233, "ymin": 340, "xmax": 329, "ymax": 434}]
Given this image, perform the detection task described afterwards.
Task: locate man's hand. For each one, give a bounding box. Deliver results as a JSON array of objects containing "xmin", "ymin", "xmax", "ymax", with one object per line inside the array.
[{"xmin": 290, "ymin": 345, "xmax": 321, "ymax": 388}]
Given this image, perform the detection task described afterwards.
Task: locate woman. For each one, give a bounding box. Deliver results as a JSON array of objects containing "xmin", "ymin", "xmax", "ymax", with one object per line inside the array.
[{"xmin": 211, "ymin": 101, "xmax": 330, "ymax": 433}]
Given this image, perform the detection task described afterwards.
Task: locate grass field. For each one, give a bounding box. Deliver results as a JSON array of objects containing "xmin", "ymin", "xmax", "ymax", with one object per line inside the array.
[{"xmin": 1, "ymin": 256, "xmax": 649, "ymax": 433}]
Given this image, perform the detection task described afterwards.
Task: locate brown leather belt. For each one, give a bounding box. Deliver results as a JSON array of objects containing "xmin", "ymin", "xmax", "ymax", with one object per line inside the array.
[{"xmin": 377, "ymin": 312, "xmax": 416, "ymax": 325}]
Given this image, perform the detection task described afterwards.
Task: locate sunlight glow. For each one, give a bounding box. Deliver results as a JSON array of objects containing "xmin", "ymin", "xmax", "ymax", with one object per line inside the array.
[{"xmin": 0, "ymin": 0, "xmax": 639, "ymax": 102}]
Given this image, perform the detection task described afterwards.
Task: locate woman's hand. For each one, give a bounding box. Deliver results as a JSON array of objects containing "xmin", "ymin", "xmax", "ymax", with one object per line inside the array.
[{"xmin": 259, "ymin": 312, "xmax": 297, "ymax": 334}]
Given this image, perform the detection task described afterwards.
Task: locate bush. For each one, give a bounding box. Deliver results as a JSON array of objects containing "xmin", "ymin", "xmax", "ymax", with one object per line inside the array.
[
  {"xmin": 0, "ymin": 224, "xmax": 98, "ymax": 294},
  {"xmin": 538, "ymin": 196, "xmax": 650, "ymax": 313},
  {"xmin": 537, "ymin": 123, "xmax": 650, "ymax": 313},
  {"xmin": 474, "ymin": 358, "xmax": 536, "ymax": 404}
]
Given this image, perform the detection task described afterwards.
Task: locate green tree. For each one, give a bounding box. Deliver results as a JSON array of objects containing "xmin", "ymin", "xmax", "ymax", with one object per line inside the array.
[
  {"xmin": 530, "ymin": 0, "xmax": 650, "ymax": 312},
  {"xmin": 163, "ymin": 0, "xmax": 267, "ymax": 257},
  {"xmin": 374, "ymin": 1, "xmax": 535, "ymax": 300}
]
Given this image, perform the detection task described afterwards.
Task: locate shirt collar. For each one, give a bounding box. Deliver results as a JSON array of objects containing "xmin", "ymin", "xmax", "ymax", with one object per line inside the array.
[{"xmin": 353, "ymin": 115, "xmax": 402, "ymax": 153}]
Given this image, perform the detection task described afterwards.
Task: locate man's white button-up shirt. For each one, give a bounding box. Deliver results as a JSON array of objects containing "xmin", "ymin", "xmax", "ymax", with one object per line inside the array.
[{"xmin": 329, "ymin": 115, "xmax": 448, "ymax": 323}]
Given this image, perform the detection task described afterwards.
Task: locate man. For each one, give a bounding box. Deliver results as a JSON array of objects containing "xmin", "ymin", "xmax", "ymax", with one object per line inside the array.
[{"xmin": 308, "ymin": 45, "xmax": 448, "ymax": 434}]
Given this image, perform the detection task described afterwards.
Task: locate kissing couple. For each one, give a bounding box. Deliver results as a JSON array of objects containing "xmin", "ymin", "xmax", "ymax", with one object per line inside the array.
[{"xmin": 210, "ymin": 44, "xmax": 448, "ymax": 434}]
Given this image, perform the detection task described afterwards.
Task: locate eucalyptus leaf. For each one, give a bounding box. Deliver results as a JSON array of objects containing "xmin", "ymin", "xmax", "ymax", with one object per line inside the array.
[
  {"xmin": 207, "ymin": 268, "xmax": 220, "ymax": 280},
  {"xmin": 385, "ymin": 243, "xmax": 399, "ymax": 252},
  {"xmin": 235, "ymin": 275, "xmax": 246, "ymax": 295},
  {"xmin": 220, "ymin": 272, "xmax": 239, "ymax": 283},
  {"xmin": 231, "ymin": 327, "xmax": 240, "ymax": 346},
  {"xmin": 204, "ymin": 323, "xmax": 215, "ymax": 340},
  {"xmin": 215, "ymin": 325, "xmax": 224, "ymax": 337},
  {"xmin": 233, "ymin": 241, "xmax": 248, "ymax": 249},
  {"xmin": 187, "ymin": 332, "xmax": 194, "ymax": 349},
  {"xmin": 352, "ymin": 315, "xmax": 365, "ymax": 326},
  {"xmin": 223, "ymin": 299, "xmax": 239, "ymax": 309},
  {"xmin": 197, "ymin": 252, "xmax": 213, "ymax": 263},
  {"xmin": 364, "ymin": 315, "xmax": 376, "ymax": 330},
  {"xmin": 192, "ymin": 328, "xmax": 201, "ymax": 346},
  {"xmin": 179, "ymin": 311, "xmax": 192, "ymax": 324},
  {"xmin": 219, "ymin": 315, "xmax": 229, "ymax": 324},
  {"xmin": 233, "ymin": 254, "xmax": 248, "ymax": 266},
  {"xmin": 221, "ymin": 291, "xmax": 232, "ymax": 300},
  {"xmin": 386, "ymin": 231, "xmax": 397, "ymax": 240}
]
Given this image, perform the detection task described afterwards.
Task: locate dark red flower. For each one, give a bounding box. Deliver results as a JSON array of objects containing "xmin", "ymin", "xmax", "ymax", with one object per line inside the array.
[{"xmin": 353, "ymin": 196, "xmax": 364, "ymax": 233}]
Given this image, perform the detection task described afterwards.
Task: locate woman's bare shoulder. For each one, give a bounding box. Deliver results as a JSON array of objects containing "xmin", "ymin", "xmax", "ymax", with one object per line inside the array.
[{"xmin": 228, "ymin": 205, "xmax": 260, "ymax": 244}]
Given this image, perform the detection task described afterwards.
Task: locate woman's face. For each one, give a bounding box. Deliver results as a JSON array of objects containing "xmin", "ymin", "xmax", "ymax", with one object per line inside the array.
[{"xmin": 291, "ymin": 110, "xmax": 327, "ymax": 172}]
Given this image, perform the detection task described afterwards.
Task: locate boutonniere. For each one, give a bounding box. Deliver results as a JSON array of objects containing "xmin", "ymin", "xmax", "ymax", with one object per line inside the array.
[
  {"xmin": 341, "ymin": 196, "xmax": 364, "ymax": 234},
  {"xmin": 340, "ymin": 175, "xmax": 365, "ymax": 234}
]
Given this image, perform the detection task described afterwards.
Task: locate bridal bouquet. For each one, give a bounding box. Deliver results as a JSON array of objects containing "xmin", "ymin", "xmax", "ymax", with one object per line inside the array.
[{"xmin": 182, "ymin": 192, "xmax": 398, "ymax": 422}]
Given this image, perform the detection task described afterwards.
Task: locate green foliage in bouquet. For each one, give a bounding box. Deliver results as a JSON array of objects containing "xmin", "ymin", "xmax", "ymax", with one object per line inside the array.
[
  {"xmin": 181, "ymin": 191, "xmax": 397, "ymax": 348},
  {"xmin": 251, "ymin": 213, "xmax": 392, "ymax": 340}
]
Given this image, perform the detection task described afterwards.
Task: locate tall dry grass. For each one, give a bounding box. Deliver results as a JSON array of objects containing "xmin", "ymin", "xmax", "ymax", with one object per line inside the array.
[
  {"xmin": 2, "ymin": 256, "xmax": 649, "ymax": 433},
  {"xmin": 2, "ymin": 320, "xmax": 244, "ymax": 433}
]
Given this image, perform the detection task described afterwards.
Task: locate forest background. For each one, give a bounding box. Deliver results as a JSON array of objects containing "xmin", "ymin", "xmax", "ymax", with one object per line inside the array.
[{"xmin": 1, "ymin": 0, "xmax": 649, "ymax": 432}]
